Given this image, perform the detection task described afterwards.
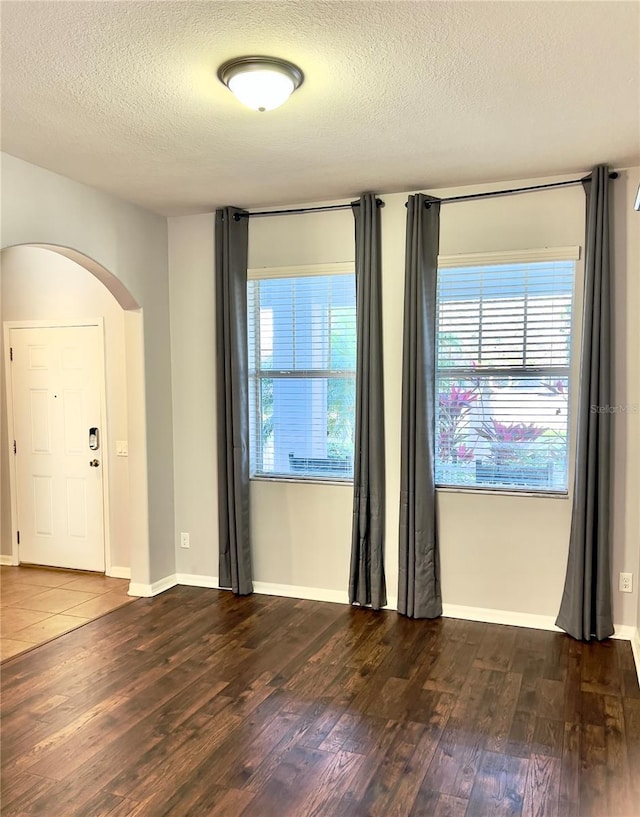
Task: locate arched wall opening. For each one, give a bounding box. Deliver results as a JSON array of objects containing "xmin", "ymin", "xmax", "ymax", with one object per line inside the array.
[{"xmin": 1, "ymin": 243, "xmax": 150, "ymax": 591}]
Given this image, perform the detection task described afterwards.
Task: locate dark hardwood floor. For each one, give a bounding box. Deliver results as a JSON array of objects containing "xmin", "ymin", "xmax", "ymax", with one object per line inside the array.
[{"xmin": 1, "ymin": 586, "xmax": 639, "ymax": 817}]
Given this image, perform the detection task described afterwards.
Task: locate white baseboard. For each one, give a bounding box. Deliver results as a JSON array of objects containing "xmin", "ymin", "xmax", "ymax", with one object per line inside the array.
[
  {"xmin": 175, "ymin": 573, "xmax": 220, "ymax": 588},
  {"xmin": 2, "ymin": 556, "xmax": 127, "ymax": 572},
  {"xmin": 128, "ymin": 574, "xmax": 177, "ymax": 597},
  {"xmin": 107, "ymin": 566, "xmax": 131, "ymax": 580},
  {"xmin": 442, "ymin": 603, "xmax": 562, "ymax": 633},
  {"xmin": 172, "ymin": 574, "xmax": 350, "ymax": 605},
  {"xmin": 612, "ymin": 624, "xmax": 637, "ymax": 641},
  {"xmin": 253, "ymin": 581, "xmax": 349, "ymax": 605},
  {"xmin": 442, "ymin": 603, "xmax": 636, "ymax": 641},
  {"xmin": 632, "ymin": 628, "xmax": 640, "ymax": 686},
  {"xmin": 174, "ymin": 574, "xmax": 350, "ymax": 605}
]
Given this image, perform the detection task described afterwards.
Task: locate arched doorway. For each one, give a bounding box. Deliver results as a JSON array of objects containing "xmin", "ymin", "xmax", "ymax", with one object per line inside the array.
[{"xmin": 1, "ymin": 244, "xmax": 149, "ymax": 593}]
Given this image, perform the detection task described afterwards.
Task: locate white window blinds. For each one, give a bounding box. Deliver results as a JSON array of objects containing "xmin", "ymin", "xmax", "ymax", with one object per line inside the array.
[
  {"xmin": 435, "ymin": 256, "xmax": 576, "ymax": 492},
  {"xmin": 248, "ymin": 270, "xmax": 356, "ymax": 480}
]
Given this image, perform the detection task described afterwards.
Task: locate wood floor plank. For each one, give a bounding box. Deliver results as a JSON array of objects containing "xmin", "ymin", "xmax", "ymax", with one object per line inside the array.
[
  {"xmin": 515, "ymin": 653, "xmax": 548, "ymax": 714},
  {"xmin": 579, "ymin": 724, "xmax": 607, "ymax": 817},
  {"xmin": 421, "ymin": 666, "xmax": 492, "ymax": 799},
  {"xmin": 189, "ymin": 786, "xmax": 256, "ymax": 817},
  {"xmin": 534, "ymin": 677, "xmax": 564, "ymax": 721},
  {"xmin": 581, "ymin": 640, "xmax": 622, "ymax": 696},
  {"xmin": 465, "ymin": 750, "xmax": 529, "ymax": 817},
  {"xmin": 332, "ymin": 720, "xmax": 404, "ymax": 817},
  {"xmin": 291, "ymin": 749, "xmax": 365, "ymax": 817},
  {"xmin": 505, "ymin": 709, "xmax": 537, "ymax": 758},
  {"xmin": 0, "ymin": 772, "xmax": 54, "ymax": 813},
  {"xmin": 318, "ymin": 711, "xmax": 362, "ymax": 753},
  {"xmin": 237, "ymin": 699, "xmax": 337, "ymax": 793},
  {"xmin": 238, "ymin": 745, "xmax": 336, "ymax": 817},
  {"xmin": 522, "ymin": 753, "xmax": 561, "ymax": 817},
  {"xmin": 102, "ymin": 798, "xmax": 146, "ymax": 817},
  {"xmin": 483, "ymin": 671, "xmax": 523, "ymax": 754},
  {"xmin": 1, "ymin": 773, "xmax": 126, "ymax": 817},
  {"xmin": 422, "ymin": 636, "xmax": 480, "ymax": 694},
  {"xmin": 531, "ymin": 717, "xmax": 564, "ymax": 758},
  {"xmin": 473, "ymin": 624, "xmax": 517, "ymax": 672},
  {"xmin": 563, "ymin": 648, "xmax": 583, "ymax": 723},
  {"xmin": 379, "ymin": 618, "xmax": 440, "ymax": 682},
  {"xmin": 557, "ymin": 722, "xmax": 580, "ymax": 817},
  {"xmin": 1, "ymin": 587, "xmax": 638, "ymax": 817},
  {"xmin": 330, "ymin": 640, "xmax": 394, "ymax": 707},
  {"xmin": 353, "ymin": 720, "xmax": 426, "ymax": 817},
  {"xmin": 298, "ymin": 703, "xmax": 346, "ymax": 750},
  {"xmin": 603, "ymin": 694, "xmax": 633, "ymax": 817},
  {"xmin": 20, "ymin": 657, "xmax": 218, "ymax": 780},
  {"xmin": 45, "ymin": 677, "xmax": 231, "ymax": 803},
  {"xmin": 208, "ymin": 709, "xmax": 303, "ymax": 789},
  {"xmin": 106, "ymin": 702, "xmax": 242, "ymax": 800},
  {"xmin": 409, "ymin": 790, "xmax": 468, "ymax": 817},
  {"xmin": 386, "ymin": 695, "xmax": 455, "ymax": 817},
  {"xmin": 623, "ymin": 697, "xmax": 640, "ymax": 808},
  {"xmin": 621, "ymin": 668, "xmax": 640, "ymax": 700}
]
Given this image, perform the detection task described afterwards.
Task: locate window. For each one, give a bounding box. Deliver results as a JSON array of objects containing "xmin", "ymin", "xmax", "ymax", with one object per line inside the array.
[
  {"xmin": 435, "ymin": 250, "xmax": 578, "ymax": 493},
  {"xmin": 248, "ymin": 265, "xmax": 356, "ymax": 480}
]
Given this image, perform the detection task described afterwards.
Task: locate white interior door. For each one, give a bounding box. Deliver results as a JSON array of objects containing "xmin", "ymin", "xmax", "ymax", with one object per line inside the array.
[{"xmin": 9, "ymin": 325, "xmax": 106, "ymax": 571}]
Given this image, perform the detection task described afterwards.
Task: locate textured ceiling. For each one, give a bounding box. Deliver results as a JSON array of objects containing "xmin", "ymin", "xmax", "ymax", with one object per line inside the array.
[{"xmin": 1, "ymin": 1, "xmax": 639, "ymax": 215}]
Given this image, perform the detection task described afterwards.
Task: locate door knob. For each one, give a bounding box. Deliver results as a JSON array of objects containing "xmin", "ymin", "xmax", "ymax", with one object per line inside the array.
[{"xmin": 89, "ymin": 459, "xmax": 100, "ymax": 467}]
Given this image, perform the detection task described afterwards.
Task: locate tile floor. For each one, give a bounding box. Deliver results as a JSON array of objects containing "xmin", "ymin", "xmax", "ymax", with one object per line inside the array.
[{"xmin": 0, "ymin": 565, "xmax": 134, "ymax": 661}]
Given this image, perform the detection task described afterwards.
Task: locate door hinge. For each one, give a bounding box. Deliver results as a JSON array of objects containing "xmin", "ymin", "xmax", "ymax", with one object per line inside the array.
[
  {"xmin": 13, "ymin": 440, "xmax": 17, "ymax": 455},
  {"xmin": 9, "ymin": 347, "xmax": 13, "ymax": 362},
  {"xmin": 17, "ymin": 531, "xmax": 20, "ymax": 545}
]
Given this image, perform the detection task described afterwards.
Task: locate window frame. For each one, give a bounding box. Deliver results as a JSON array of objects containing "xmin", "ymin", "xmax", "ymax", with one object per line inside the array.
[
  {"xmin": 435, "ymin": 246, "xmax": 581, "ymax": 497},
  {"xmin": 247, "ymin": 262, "xmax": 357, "ymax": 485}
]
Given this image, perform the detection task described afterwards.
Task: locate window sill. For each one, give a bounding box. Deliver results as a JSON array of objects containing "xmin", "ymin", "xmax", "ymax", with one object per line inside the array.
[
  {"xmin": 250, "ymin": 475, "xmax": 353, "ymax": 488},
  {"xmin": 436, "ymin": 485, "xmax": 569, "ymax": 499}
]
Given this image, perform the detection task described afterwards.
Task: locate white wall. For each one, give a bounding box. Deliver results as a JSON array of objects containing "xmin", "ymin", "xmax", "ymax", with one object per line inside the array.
[
  {"xmin": 1, "ymin": 247, "xmax": 131, "ymax": 569},
  {"xmin": 0, "ymin": 153, "xmax": 174, "ymax": 584},
  {"xmin": 169, "ymin": 169, "xmax": 640, "ymax": 629},
  {"xmin": 609, "ymin": 170, "xmax": 640, "ymax": 634},
  {"xmin": 168, "ymin": 214, "xmax": 218, "ymax": 578}
]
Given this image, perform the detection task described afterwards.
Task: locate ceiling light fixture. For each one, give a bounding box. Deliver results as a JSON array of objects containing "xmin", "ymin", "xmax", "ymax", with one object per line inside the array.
[{"xmin": 217, "ymin": 56, "xmax": 304, "ymax": 112}]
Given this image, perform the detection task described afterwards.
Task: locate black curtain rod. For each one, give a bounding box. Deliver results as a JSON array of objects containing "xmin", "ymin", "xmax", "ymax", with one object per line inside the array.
[
  {"xmin": 406, "ymin": 172, "xmax": 619, "ymax": 208},
  {"xmin": 232, "ymin": 198, "xmax": 385, "ymax": 220}
]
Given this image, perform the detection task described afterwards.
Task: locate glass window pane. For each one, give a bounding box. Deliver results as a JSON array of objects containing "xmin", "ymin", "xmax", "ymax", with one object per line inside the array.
[
  {"xmin": 436, "ymin": 373, "xmax": 570, "ymax": 491},
  {"xmin": 248, "ymin": 272, "xmax": 356, "ymax": 480},
  {"xmin": 435, "ymin": 259, "xmax": 575, "ymax": 492},
  {"xmin": 254, "ymin": 375, "xmax": 355, "ymax": 478}
]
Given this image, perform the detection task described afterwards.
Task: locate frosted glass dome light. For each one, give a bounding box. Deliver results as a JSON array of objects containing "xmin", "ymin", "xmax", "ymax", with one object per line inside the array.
[{"xmin": 218, "ymin": 56, "xmax": 304, "ymax": 112}]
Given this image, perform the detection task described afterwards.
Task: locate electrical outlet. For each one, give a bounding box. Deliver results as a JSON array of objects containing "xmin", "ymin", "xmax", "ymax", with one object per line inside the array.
[
  {"xmin": 180, "ymin": 532, "xmax": 190, "ymax": 549},
  {"xmin": 619, "ymin": 572, "xmax": 633, "ymax": 593}
]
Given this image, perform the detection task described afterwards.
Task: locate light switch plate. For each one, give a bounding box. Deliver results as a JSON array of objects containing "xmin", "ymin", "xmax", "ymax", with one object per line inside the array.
[{"xmin": 116, "ymin": 440, "xmax": 128, "ymax": 457}]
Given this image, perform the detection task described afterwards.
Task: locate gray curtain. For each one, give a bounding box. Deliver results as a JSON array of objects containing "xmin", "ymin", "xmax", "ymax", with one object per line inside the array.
[
  {"xmin": 349, "ymin": 194, "xmax": 387, "ymax": 609},
  {"xmin": 556, "ymin": 166, "xmax": 613, "ymax": 640},
  {"xmin": 398, "ymin": 194, "xmax": 442, "ymax": 619},
  {"xmin": 215, "ymin": 207, "xmax": 253, "ymax": 595}
]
